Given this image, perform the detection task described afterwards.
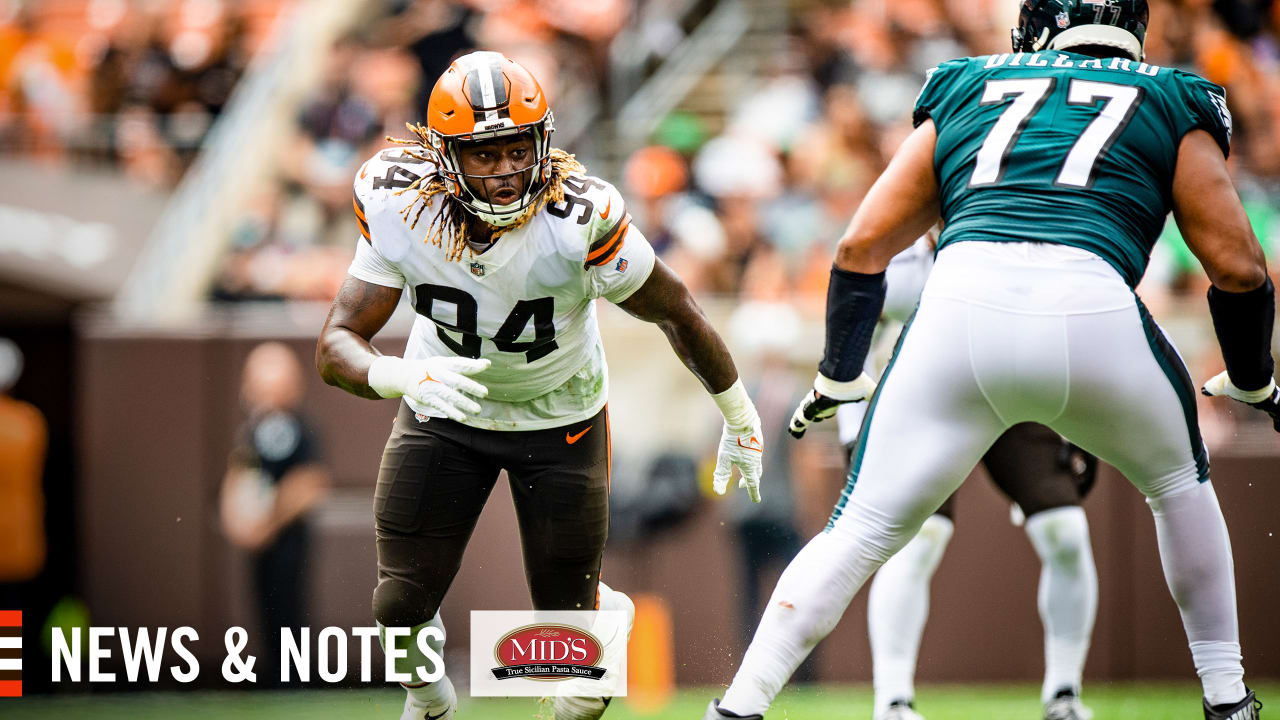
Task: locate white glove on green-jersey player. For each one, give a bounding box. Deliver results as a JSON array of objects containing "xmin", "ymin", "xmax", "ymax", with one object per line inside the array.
[{"xmin": 1201, "ymin": 372, "xmax": 1280, "ymax": 432}]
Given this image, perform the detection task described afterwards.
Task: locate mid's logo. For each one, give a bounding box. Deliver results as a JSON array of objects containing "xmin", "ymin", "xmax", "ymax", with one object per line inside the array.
[
  {"xmin": 490, "ymin": 624, "xmax": 605, "ymax": 681},
  {"xmin": 0, "ymin": 611, "xmax": 20, "ymax": 697}
]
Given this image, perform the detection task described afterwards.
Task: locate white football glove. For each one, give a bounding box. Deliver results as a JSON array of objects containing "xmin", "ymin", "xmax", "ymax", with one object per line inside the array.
[
  {"xmin": 1201, "ymin": 371, "xmax": 1280, "ymax": 432},
  {"xmin": 368, "ymin": 355, "xmax": 491, "ymax": 422},
  {"xmin": 714, "ymin": 417, "xmax": 764, "ymax": 503},
  {"xmin": 711, "ymin": 379, "xmax": 765, "ymax": 503}
]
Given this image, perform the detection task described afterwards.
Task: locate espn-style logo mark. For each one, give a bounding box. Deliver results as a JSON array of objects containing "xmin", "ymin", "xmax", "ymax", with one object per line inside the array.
[{"xmin": 0, "ymin": 611, "xmax": 20, "ymax": 697}]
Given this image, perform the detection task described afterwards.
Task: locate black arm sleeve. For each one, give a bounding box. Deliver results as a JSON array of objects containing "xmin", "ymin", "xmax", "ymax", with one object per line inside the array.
[
  {"xmin": 818, "ymin": 265, "xmax": 887, "ymax": 383},
  {"xmin": 1207, "ymin": 276, "xmax": 1276, "ymax": 392}
]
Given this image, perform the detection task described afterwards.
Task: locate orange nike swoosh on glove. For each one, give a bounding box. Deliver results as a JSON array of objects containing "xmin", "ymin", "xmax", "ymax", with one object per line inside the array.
[
  {"xmin": 566, "ymin": 426, "xmax": 592, "ymax": 444},
  {"xmin": 736, "ymin": 436, "xmax": 763, "ymax": 453}
]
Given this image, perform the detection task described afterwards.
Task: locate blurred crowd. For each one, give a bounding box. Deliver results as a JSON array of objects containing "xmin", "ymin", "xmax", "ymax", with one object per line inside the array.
[
  {"xmin": 637, "ymin": 0, "xmax": 1280, "ymax": 306},
  {"xmin": 0, "ymin": 0, "xmax": 288, "ymax": 184},
  {"xmin": 10, "ymin": 0, "xmax": 1267, "ymax": 432},
  {"xmin": 207, "ymin": 0, "xmax": 1280, "ymax": 306}
]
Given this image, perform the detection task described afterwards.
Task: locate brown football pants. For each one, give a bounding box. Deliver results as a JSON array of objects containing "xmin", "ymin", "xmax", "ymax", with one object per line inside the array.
[{"xmin": 372, "ymin": 402, "xmax": 610, "ymax": 627}]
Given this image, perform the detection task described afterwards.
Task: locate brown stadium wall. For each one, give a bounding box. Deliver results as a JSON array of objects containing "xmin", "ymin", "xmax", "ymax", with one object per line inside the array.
[{"xmin": 75, "ymin": 331, "xmax": 1280, "ymax": 687}]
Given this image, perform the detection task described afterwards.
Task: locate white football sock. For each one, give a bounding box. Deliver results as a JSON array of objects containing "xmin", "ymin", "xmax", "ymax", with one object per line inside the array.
[
  {"xmin": 868, "ymin": 514, "xmax": 954, "ymax": 716},
  {"xmin": 590, "ymin": 581, "xmax": 634, "ymax": 697},
  {"xmin": 379, "ymin": 614, "xmax": 453, "ymax": 709},
  {"xmin": 720, "ymin": 500, "xmax": 918, "ymax": 717},
  {"xmin": 1024, "ymin": 506, "xmax": 1097, "ymax": 703},
  {"xmin": 553, "ymin": 580, "xmax": 635, "ymax": 718},
  {"xmin": 1147, "ymin": 482, "xmax": 1246, "ymax": 706}
]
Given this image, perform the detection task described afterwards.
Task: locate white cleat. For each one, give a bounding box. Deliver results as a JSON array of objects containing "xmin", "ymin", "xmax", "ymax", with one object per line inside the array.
[
  {"xmin": 550, "ymin": 584, "xmax": 635, "ymax": 720},
  {"xmin": 877, "ymin": 699, "xmax": 926, "ymax": 720},
  {"xmin": 1043, "ymin": 690, "xmax": 1093, "ymax": 720}
]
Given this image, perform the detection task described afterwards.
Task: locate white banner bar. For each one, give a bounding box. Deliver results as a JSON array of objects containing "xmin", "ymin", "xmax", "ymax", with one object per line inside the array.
[{"xmin": 470, "ymin": 610, "xmax": 627, "ymax": 698}]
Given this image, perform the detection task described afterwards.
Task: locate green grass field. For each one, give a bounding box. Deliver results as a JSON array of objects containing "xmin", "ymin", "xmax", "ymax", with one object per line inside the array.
[{"xmin": 5, "ymin": 683, "xmax": 1273, "ymax": 719}]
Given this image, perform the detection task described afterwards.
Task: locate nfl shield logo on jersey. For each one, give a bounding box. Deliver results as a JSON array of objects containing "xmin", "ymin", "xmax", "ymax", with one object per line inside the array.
[
  {"xmin": 615, "ymin": 257, "xmax": 628, "ymax": 273},
  {"xmin": 1056, "ymin": 11, "xmax": 1071, "ymax": 27},
  {"xmin": 470, "ymin": 262, "xmax": 486, "ymax": 277}
]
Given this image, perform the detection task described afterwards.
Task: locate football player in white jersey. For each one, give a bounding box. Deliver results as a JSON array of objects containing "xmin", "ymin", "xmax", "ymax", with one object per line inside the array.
[{"xmin": 316, "ymin": 52, "xmax": 765, "ymax": 720}]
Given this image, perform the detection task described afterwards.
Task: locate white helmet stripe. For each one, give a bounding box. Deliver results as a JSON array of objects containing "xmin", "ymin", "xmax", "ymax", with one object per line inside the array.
[
  {"xmin": 476, "ymin": 62, "xmax": 499, "ymax": 122},
  {"xmin": 455, "ymin": 50, "xmax": 506, "ymax": 123}
]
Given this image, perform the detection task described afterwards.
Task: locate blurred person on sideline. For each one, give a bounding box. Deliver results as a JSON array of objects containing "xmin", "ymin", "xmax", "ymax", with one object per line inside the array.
[
  {"xmin": 220, "ymin": 342, "xmax": 330, "ymax": 685},
  {"xmin": 0, "ymin": 338, "xmax": 46, "ymax": 592}
]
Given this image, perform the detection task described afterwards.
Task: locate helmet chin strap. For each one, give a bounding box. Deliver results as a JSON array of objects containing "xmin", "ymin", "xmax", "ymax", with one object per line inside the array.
[
  {"xmin": 462, "ymin": 171, "xmax": 537, "ymax": 227},
  {"xmin": 476, "ymin": 200, "xmax": 525, "ymax": 227}
]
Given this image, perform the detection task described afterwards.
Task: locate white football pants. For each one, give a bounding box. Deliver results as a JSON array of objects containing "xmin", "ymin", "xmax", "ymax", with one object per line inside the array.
[{"xmin": 719, "ymin": 241, "xmax": 1243, "ymax": 715}]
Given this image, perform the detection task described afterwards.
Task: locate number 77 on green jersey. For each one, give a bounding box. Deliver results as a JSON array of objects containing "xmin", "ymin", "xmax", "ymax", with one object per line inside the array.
[{"xmin": 913, "ymin": 50, "xmax": 1232, "ymax": 289}]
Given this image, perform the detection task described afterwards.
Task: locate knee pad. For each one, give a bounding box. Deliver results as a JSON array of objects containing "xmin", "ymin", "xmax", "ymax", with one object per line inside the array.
[
  {"xmin": 902, "ymin": 514, "xmax": 954, "ymax": 573},
  {"xmin": 1025, "ymin": 506, "xmax": 1090, "ymax": 567},
  {"xmin": 373, "ymin": 577, "xmax": 437, "ymax": 628}
]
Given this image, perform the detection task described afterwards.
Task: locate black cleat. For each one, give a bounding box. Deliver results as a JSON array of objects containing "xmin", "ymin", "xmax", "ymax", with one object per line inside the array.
[
  {"xmin": 877, "ymin": 698, "xmax": 926, "ymax": 720},
  {"xmin": 1205, "ymin": 689, "xmax": 1262, "ymax": 720},
  {"xmin": 1043, "ymin": 688, "xmax": 1092, "ymax": 720}
]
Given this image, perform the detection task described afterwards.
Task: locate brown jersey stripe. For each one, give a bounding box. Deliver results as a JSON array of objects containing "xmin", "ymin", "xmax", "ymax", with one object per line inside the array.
[
  {"xmin": 0, "ymin": 648, "xmax": 18, "ymax": 660},
  {"xmin": 0, "ymin": 628, "xmax": 19, "ymax": 638},
  {"xmin": 585, "ymin": 216, "xmax": 630, "ymax": 267},
  {"xmin": 595, "ymin": 234, "xmax": 626, "ymax": 267},
  {"xmin": 354, "ymin": 197, "xmax": 372, "ymax": 242},
  {"xmin": 0, "ymin": 670, "xmax": 20, "ymax": 681},
  {"xmin": 584, "ymin": 234, "xmax": 624, "ymax": 268},
  {"xmin": 587, "ymin": 209, "xmax": 627, "ymax": 255},
  {"xmin": 585, "ymin": 214, "xmax": 629, "ymax": 260}
]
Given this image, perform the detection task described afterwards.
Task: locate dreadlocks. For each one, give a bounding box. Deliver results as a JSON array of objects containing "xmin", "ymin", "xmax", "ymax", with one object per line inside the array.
[{"xmin": 387, "ymin": 122, "xmax": 585, "ymax": 262}]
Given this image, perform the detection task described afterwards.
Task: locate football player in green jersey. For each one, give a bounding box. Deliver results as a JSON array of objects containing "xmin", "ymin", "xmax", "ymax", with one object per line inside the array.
[{"xmin": 705, "ymin": 1, "xmax": 1274, "ymax": 719}]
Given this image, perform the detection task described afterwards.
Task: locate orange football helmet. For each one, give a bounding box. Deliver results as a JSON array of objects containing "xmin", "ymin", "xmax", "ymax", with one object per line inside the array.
[{"xmin": 426, "ymin": 51, "xmax": 555, "ymax": 226}]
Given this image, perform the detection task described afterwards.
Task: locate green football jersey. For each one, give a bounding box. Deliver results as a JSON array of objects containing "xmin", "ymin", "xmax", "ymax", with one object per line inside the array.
[{"xmin": 914, "ymin": 50, "xmax": 1232, "ymax": 288}]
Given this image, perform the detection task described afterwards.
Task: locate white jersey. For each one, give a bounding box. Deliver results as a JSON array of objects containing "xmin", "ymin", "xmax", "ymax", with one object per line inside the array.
[{"xmin": 347, "ymin": 148, "xmax": 656, "ymax": 431}]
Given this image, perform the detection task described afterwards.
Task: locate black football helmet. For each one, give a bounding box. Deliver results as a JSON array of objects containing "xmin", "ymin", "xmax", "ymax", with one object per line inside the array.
[{"xmin": 1012, "ymin": 0, "xmax": 1148, "ymax": 62}]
